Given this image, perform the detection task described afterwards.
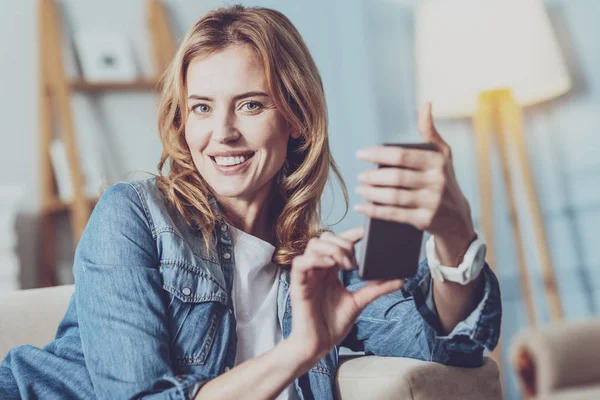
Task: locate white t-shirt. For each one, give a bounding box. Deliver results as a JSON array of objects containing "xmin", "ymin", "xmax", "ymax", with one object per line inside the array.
[{"xmin": 230, "ymin": 227, "xmax": 298, "ymax": 400}]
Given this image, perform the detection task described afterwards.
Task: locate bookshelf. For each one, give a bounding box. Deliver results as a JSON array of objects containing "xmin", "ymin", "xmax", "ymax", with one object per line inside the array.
[{"xmin": 38, "ymin": 0, "xmax": 175, "ymax": 286}]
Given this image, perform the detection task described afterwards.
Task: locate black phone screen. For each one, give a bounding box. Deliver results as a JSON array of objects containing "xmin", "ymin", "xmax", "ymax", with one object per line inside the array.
[{"xmin": 358, "ymin": 142, "xmax": 438, "ymax": 280}]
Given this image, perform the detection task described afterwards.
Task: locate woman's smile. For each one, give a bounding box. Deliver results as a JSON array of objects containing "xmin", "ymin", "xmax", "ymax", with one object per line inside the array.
[
  {"xmin": 184, "ymin": 45, "xmax": 294, "ymax": 201},
  {"xmin": 209, "ymin": 152, "xmax": 256, "ymax": 175}
]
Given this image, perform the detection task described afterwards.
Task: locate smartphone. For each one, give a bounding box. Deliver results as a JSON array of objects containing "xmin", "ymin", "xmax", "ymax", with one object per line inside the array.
[{"xmin": 358, "ymin": 142, "xmax": 438, "ymax": 280}]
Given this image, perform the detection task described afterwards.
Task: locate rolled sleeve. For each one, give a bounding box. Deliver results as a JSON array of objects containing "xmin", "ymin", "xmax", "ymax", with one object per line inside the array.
[
  {"xmin": 154, "ymin": 374, "xmax": 210, "ymax": 400},
  {"xmin": 341, "ymin": 258, "xmax": 502, "ymax": 368},
  {"xmin": 403, "ymin": 259, "xmax": 502, "ymax": 365}
]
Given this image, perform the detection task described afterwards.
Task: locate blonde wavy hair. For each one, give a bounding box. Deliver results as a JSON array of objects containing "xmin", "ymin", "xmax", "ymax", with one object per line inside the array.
[{"xmin": 155, "ymin": 4, "xmax": 348, "ymax": 267}]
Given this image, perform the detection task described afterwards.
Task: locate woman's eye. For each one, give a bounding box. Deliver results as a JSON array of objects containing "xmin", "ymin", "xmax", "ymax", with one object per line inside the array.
[
  {"xmin": 242, "ymin": 101, "xmax": 263, "ymax": 112},
  {"xmin": 193, "ymin": 104, "xmax": 211, "ymax": 114}
]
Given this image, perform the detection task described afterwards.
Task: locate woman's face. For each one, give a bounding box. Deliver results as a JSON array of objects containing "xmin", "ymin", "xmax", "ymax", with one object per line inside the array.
[{"xmin": 185, "ymin": 45, "xmax": 297, "ymax": 203}]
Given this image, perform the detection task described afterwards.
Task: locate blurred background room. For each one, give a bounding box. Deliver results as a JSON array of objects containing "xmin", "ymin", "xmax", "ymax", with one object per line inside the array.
[{"xmin": 1, "ymin": 0, "xmax": 599, "ymax": 398}]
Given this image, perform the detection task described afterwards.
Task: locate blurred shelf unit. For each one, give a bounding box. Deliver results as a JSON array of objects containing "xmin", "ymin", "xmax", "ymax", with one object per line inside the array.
[{"xmin": 38, "ymin": 0, "xmax": 175, "ymax": 286}]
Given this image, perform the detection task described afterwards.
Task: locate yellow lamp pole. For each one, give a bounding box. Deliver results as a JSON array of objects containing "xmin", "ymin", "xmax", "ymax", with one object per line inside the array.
[{"xmin": 473, "ymin": 89, "xmax": 563, "ymax": 325}]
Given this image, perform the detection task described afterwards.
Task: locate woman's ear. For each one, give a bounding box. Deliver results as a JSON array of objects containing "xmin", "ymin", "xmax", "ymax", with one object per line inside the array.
[{"xmin": 290, "ymin": 129, "xmax": 301, "ymax": 139}]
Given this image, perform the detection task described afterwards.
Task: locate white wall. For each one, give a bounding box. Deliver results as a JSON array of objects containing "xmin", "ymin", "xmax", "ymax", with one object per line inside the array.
[{"xmin": 0, "ymin": 0, "xmax": 39, "ymax": 213}]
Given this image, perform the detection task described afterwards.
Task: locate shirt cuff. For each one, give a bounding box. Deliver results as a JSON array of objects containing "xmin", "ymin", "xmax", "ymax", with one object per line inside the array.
[
  {"xmin": 402, "ymin": 258, "xmax": 502, "ymax": 353},
  {"xmin": 156, "ymin": 374, "xmax": 210, "ymax": 400}
]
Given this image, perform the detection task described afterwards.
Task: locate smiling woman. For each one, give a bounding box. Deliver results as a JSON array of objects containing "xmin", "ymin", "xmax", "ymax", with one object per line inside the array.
[
  {"xmin": 155, "ymin": 10, "xmax": 345, "ymax": 265},
  {"xmin": 183, "ymin": 45, "xmax": 300, "ymax": 234},
  {"xmin": 0, "ymin": 4, "xmax": 501, "ymax": 400}
]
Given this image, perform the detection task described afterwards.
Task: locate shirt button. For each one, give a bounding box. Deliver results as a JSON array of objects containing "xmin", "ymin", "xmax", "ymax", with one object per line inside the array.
[
  {"xmin": 221, "ymin": 224, "xmax": 228, "ymax": 232},
  {"xmin": 224, "ymin": 366, "xmax": 230, "ymax": 372},
  {"xmin": 223, "ymin": 252, "xmax": 231, "ymax": 260},
  {"xmin": 175, "ymin": 375, "xmax": 185, "ymax": 382},
  {"xmin": 182, "ymin": 287, "xmax": 192, "ymax": 296},
  {"xmin": 228, "ymin": 308, "xmax": 233, "ymax": 314}
]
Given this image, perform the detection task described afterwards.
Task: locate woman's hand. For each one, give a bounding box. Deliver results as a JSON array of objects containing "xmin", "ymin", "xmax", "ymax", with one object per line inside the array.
[
  {"xmin": 287, "ymin": 228, "xmax": 403, "ymax": 365},
  {"xmin": 354, "ymin": 102, "xmax": 476, "ymax": 267}
]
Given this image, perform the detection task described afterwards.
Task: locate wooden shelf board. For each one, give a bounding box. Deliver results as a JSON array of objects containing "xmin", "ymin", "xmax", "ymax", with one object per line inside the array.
[
  {"xmin": 69, "ymin": 79, "xmax": 159, "ymax": 92},
  {"xmin": 44, "ymin": 197, "xmax": 99, "ymax": 214}
]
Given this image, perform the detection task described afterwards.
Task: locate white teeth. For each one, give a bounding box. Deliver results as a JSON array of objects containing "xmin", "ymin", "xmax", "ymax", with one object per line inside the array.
[{"xmin": 214, "ymin": 155, "xmax": 249, "ymax": 166}]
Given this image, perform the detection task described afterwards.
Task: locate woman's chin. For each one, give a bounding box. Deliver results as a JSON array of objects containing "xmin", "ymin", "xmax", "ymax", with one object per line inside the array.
[
  {"xmin": 208, "ymin": 179, "xmax": 272, "ymax": 203},
  {"xmin": 209, "ymin": 182, "xmax": 252, "ymax": 199}
]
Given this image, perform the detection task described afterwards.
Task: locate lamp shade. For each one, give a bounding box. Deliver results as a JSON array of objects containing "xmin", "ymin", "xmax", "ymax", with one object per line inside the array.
[{"xmin": 415, "ymin": 0, "xmax": 571, "ymax": 118}]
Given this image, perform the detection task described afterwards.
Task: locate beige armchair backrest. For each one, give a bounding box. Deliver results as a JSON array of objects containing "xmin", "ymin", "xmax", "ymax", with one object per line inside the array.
[
  {"xmin": 511, "ymin": 319, "xmax": 600, "ymax": 398},
  {"xmin": 0, "ymin": 285, "xmax": 75, "ymax": 359}
]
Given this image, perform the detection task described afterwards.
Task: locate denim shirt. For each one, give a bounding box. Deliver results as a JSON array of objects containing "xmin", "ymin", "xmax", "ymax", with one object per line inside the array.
[{"xmin": 0, "ymin": 178, "xmax": 501, "ymax": 400}]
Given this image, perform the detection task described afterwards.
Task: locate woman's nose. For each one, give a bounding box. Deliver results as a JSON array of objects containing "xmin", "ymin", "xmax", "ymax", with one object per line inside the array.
[{"xmin": 212, "ymin": 110, "xmax": 240, "ymax": 143}]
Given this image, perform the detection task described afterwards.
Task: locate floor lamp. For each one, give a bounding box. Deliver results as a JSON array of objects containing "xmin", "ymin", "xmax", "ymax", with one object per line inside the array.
[{"xmin": 415, "ymin": 0, "xmax": 572, "ymax": 363}]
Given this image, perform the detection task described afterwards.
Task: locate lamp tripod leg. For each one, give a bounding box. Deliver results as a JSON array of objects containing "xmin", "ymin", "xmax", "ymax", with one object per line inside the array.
[
  {"xmin": 501, "ymin": 94, "xmax": 563, "ymax": 321},
  {"xmin": 473, "ymin": 92, "xmax": 502, "ymax": 365},
  {"xmin": 493, "ymin": 91, "xmax": 537, "ymax": 326}
]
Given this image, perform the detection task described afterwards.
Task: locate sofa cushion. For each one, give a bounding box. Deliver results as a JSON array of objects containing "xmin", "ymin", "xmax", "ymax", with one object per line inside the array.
[
  {"xmin": 0, "ymin": 285, "xmax": 75, "ymax": 359},
  {"xmin": 335, "ymin": 355, "xmax": 502, "ymax": 400},
  {"xmin": 537, "ymin": 384, "xmax": 600, "ymax": 400}
]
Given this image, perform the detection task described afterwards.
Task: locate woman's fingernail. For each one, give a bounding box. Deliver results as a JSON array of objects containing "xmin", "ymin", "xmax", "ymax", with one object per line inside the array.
[
  {"xmin": 356, "ymin": 149, "xmax": 367, "ymax": 158},
  {"xmin": 324, "ymin": 256, "xmax": 335, "ymax": 265},
  {"xmin": 357, "ymin": 173, "xmax": 367, "ymax": 182},
  {"xmin": 355, "ymin": 186, "xmax": 364, "ymax": 194}
]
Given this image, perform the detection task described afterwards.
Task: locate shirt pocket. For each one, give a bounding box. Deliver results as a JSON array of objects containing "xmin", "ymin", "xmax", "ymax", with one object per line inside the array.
[{"xmin": 161, "ymin": 263, "xmax": 228, "ymax": 367}]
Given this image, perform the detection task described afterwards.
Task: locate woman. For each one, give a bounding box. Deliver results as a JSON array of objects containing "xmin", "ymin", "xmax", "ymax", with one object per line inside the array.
[{"xmin": 0, "ymin": 5, "xmax": 501, "ymax": 400}]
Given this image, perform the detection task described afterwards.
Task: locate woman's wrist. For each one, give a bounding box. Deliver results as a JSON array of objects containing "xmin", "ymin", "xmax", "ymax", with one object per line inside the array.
[
  {"xmin": 196, "ymin": 337, "xmax": 314, "ymax": 400},
  {"xmin": 279, "ymin": 336, "xmax": 322, "ymax": 375},
  {"xmin": 434, "ymin": 227, "xmax": 477, "ymax": 267}
]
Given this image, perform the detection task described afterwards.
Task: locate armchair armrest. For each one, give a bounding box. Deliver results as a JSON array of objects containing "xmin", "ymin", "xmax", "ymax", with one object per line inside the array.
[
  {"xmin": 335, "ymin": 355, "xmax": 501, "ymax": 400},
  {"xmin": 511, "ymin": 319, "xmax": 600, "ymax": 397},
  {"xmin": 0, "ymin": 285, "xmax": 75, "ymax": 359}
]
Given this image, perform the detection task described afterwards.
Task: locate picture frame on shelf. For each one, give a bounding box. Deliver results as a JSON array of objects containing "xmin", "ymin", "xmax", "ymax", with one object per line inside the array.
[{"xmin": 73, "ymin": 32, "xmax": 139, "ymax": 83}]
